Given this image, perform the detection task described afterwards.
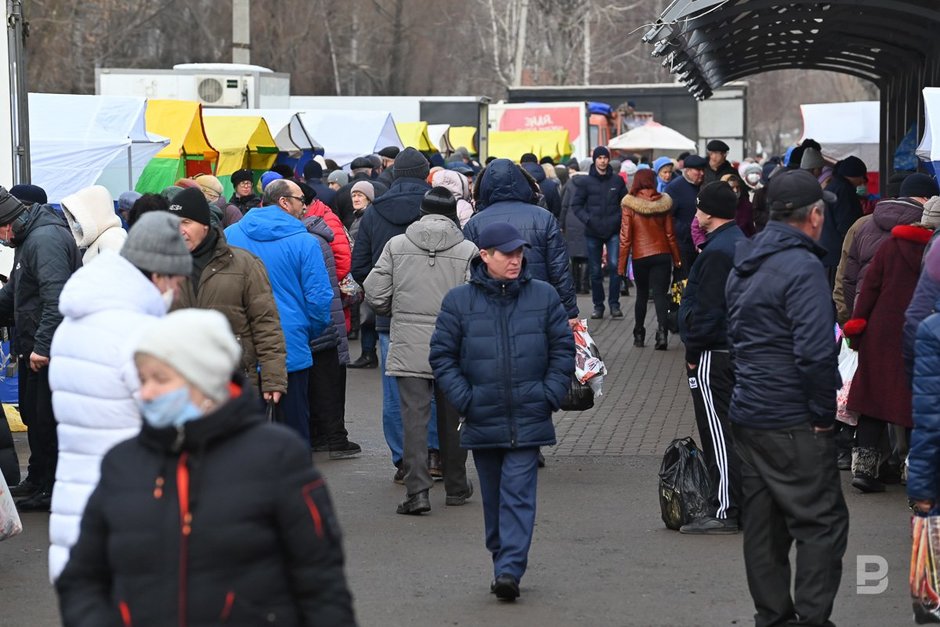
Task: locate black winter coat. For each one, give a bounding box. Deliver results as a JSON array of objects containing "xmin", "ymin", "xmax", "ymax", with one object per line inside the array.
[
  {"xmin": 308, "ymin": 180, "xmax": 337, "ymax": 211},
  {"xmin": 725, "ymin": 221, "xmax": 841, "ymax": 430},
  {"xmin": 570, "ymin": 165, "xmax": 626, "ymax": 240},
  {"xmin": 229, "ymin": 193, "xmax": 262, "ymax": 216},
  {"xmin": 521, "ymin": 162, "xmax": 562, "ymax": 218},
  {"xmin": 821, "ymin": 175, "xmax": 863, "ymax": 267},
  {"xmin": 0, "ymin": 204, "xmax": 82, "ymax": 357},
  {"xmin": 429, "ymin": 258, "xmax": 574, "ymax": 449},
  {"xmin": 463, "ymin": 160, "xmax": 578, "ymax": 318},
  {"xmin": 304, "ymin": 216, "xmax": 350, "ymax": 364},
  {"xmin": 351, "ymin": 177, "xmax": 429, "ymax": 332},
  {"xmin": 56, "ymin": 388, "xmax": 355, "ymax": 627},
  {"xmin": 560, "ymin": 174, "xmax": 588, "ymax": 258},
  {"xmin": 678, "ymin": 221, "xmax": 745, "ymax": 364}
]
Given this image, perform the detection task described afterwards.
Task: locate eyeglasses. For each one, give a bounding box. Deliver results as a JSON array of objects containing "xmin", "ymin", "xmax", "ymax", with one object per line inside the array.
[{"xmin": 282, "ymin": 195, "xmax": 305, "ymax": 204}]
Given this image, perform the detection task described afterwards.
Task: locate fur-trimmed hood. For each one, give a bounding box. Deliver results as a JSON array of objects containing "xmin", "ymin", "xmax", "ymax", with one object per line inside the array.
[{"xmin": 621, "ymin": 192, "xmax": 673, "ymax": 216}]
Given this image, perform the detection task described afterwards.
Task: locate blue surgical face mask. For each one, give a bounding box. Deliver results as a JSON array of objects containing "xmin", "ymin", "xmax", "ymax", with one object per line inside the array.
[{"xmin": 138, "ymin": 387, "xmax": 203, "ymax": 429}]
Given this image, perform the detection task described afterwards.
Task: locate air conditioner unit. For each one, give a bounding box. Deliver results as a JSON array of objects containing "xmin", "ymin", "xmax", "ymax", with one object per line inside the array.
[{"xmin": 195, "ymin": 75, "xmax": 245, "ymax": 108}]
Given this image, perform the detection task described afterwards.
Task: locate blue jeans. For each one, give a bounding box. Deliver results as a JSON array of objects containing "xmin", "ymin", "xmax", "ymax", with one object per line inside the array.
[
  {"xmin": 585, "ymin": 233, "xmax": 621, "ymax": 311},
  {"xmin": 379, "ymin": 332, "xmax": 439, "ymax": 466},
  {"xmin": 473, "ymin": 447, "xmax": 540, "ymax": 581}
]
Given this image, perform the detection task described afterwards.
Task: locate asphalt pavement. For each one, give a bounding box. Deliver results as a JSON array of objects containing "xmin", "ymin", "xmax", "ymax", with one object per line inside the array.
[{"xmin": 0, "ymin": 293, "xmax": 918, "ymax": 626}]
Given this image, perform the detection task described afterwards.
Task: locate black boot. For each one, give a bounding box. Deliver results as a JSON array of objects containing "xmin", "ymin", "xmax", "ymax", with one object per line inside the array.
[
  {"xmin": 654, "ymin": 327, "xmax": 668, "ymax": 351},
  {"xmin": 633, "ymin": 328, "xmax": 645, "ymax": 347},
  {"xmin": 347, "ymin": 350, "xmax": 378, "ymax": 369},
  {"xmin": 851, "ymin": 446, "xmax": 885, "ymax": 493}
]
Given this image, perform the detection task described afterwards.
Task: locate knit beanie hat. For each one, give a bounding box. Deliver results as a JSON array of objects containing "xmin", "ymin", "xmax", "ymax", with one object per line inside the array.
[
  {"xmin": 120, "ymin": 211, "xmax": 193, "ymax": 276},
  {"xmin": 900, "ymin": 173, "xmax": 940, "ymax": 199},
  {"xmin": 194, "ymin": 175, "xmax": 224, "ymax": 199},
  {"xmin": 231, "ymin": 169, "xmax": 254, "ymax": 186},
  {"xmin": 167, "ymin": 187, "xmax": 212, "ymax": 226},
  {"xmin": 134, "ymin": 309, "xmax": 242, "ymax": 403},
  {"xmin": 118, "ymin": 191, "xmax": 142, "ymax": 212},
  {"xmin": 303, "ymin": 160, "xmax": 324, "ymax": 181},
  {"xmin": 327, "ymin": 170, "xmax": 348, "ymax": 186},
  {"xmin": 0, "ymin": 187, "xmax": 28, "ymax": 225},
  {"xmin": 696, "ymin": 181, "xmax": 738, "ymax": 220},
  {"xmin": 837, "ymin": 156, "xmax": 867, "ymax": 178},
  {"xmin": 520, "ymin": 153, "xmax": 538, "ymax": 164},
  {"xmin": 351, "ymin": 180, "xmax": 375, "ymax": 202},
  {"xmin": 593, "ymin": 146, "xmax": 610, "ymax": 161},
  {"xmin": 420, "ymin": 186, "xmax": 458, "ymax": 223},
  {"xmin": 271, "ymin": 164, "xmax": 295, "ymax": 179},
  {"xmin": 800, "ymin": 147, "xmax": 825, "ymax": 170},
  {"xmin": 394, "ymin": 147, "xmax": 430, "ymax": 180},
  {"xmin": 260, "ymin": 171, "xmax": 283, "ymax": 191},
  {"xmin": 921, "ymin": 196, "xmax": 940, "ymax": 228},
  {"xmin": 429, "ymin": 153, "xmax": 446, "ymax": 169},
  {"xmin": 9, "ymin": 184, "xmax": 47, "ymax": 205}
]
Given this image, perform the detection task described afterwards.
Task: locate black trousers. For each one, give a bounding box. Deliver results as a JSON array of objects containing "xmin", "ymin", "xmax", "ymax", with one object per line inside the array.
[
  {"xmin": 732, "ymin": 423, "xmax": 848, "ymax": 627},
  {"xmin": 632, "ymin": 253, "xmax": 671, "ymax": 332},
  {"xmin": 0, "ymin": 404, "xmax": 20, "ymax": 486},
  {"xmin": 308, "ymin": 347, "xmax": 349, "ymax": 448},
  {"xmin": 687, "ymin": 350, "xmax": 740, "ymax": 520},
  {"xmin": 18, "ymin": 360, "xmax": 57, "ymax": 489}
]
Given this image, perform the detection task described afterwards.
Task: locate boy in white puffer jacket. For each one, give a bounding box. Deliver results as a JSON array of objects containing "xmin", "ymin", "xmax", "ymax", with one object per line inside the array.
[{"xmin": 47, "ymin": 212, "xmax": 192, "ymax": 581}]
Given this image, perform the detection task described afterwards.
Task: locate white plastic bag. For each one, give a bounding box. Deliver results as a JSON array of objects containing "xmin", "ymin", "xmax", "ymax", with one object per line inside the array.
[
  {"xmin": 572, "ymin": 319, "xmax": 607, "ymax": 397},
  {"xmin": 836, "ymin": 338, "xmax": 859, "ymax": 426},
  {"xmin": 0, "ymin": 465, "xmax": 22, "ymax": 541}
]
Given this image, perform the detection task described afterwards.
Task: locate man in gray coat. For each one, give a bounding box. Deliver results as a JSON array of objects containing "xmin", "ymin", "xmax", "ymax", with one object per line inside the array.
[{"xmin": 364, "ymin": 187, "xmax": 478, "ymax": 515}]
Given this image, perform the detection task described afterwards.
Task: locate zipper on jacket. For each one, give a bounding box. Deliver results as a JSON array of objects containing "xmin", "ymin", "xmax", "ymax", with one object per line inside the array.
[
  {"xmin": 119, "ymin": 600, "xmax": 132, "ymax": 627},
  {"xmin": 498, "ymin": 285, "xmax": 517, "ymax": 446},
  {"xmin": 176, "ymin": 452, "xmax": 191, "ymax": 627},
  {"xmin": 220, "ymin": 590, "xmax": 235, "ymax": 622}
]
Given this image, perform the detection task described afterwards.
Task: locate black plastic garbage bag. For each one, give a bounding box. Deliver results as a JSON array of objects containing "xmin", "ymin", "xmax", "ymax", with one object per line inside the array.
[{"xmin": 658, "ymin": 437, "xmax": 711, "ymax": 530}]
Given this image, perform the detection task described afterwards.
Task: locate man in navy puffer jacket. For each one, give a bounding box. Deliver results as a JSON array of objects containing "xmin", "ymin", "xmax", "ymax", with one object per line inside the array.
[
  {"xmin": 463, "ymin": 158, "xmax": 579, "ymax": 320},
  {"xmin": 520, "ymin": 153, "xmax": 561, "ymax": 218},
  {"xmin": 430, "ymin": 222, "xmax": 574, "ymax": 602}
]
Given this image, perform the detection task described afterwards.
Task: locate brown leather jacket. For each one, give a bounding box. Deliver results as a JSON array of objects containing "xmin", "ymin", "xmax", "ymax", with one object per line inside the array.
[{"xmin": 618, "ymin": 191, "xmax": 682, "ymax": 273}]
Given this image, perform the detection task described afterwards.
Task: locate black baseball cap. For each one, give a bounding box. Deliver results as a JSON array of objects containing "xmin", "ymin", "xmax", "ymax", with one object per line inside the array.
[
  {"xmin": 478, "ymin": 222, "xmax": 531, "ymax": 253},
  {"xmin": 766, "ymin": 169, "xmax": 836, "ymax": 212},
  {"xmin": 683, "ymin": 154, "xmax": 708, "ymax": 169}
]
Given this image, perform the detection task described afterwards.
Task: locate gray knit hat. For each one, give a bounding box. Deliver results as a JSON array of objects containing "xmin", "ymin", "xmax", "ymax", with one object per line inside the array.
[
  {"xmin": 135, "ymin": 309, "xmax": 242, "ymax": 403},
  {"xmin": 922, "ymin": 196, "xmax": 940, "ymax": 228},
  {"xmin": 120, "ymin": 212, "xmax": 193, "ymax": 276},
  {"xmin": 351, "ymin": 180, "xmax": 375, "ymax": 202},
  {"xmin": 393, "ymin": 147, "xmax": 430, "ymax": 180},
  {"xmin": 327, "ymin": 170, "xmax": 348, "ymax": 186}
]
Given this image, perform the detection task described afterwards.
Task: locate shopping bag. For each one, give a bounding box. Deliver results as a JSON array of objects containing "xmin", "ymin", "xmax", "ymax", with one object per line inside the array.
[
  {"xmin": 560, "ymin": 373, "xmax": 594, "ymax": 411},
  {"xmin": 836, "ymin": 339, "xmax": 859, "ymax": 426},
  {"xmin": 911, "ymin": 514, "xmax": 940, "ymax": 623},
  {"xmin": 572, "ymin": 319, "xmax": 606, "ymax": 394},
  {"xmin": 658, "ymin": 437, "xmax": 712, "ymax": 530},
  {"xmin": 0, "ymin": 464, "xmax": 22, "ymax": 541},
  {"xmin": 665, "ymin": 278, "xmax": 686, "ymax": 334},
  {"xmin": 338, "ymin": 274, "xmax": 364, "ymax": 308}
]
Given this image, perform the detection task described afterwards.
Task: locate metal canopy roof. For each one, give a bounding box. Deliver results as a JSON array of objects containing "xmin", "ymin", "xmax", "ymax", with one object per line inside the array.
[{"xmin": 643, "ymin": 0, "xmax": 940, "ymax": 100}]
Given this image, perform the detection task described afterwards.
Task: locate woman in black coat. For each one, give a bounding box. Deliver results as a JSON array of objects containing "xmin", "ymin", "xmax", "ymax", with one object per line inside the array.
[{"xmin": 56, "ymin": 309, "xmax": 355, "ymax": 627}]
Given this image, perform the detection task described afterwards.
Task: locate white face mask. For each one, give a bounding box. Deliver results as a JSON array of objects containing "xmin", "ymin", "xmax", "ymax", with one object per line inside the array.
[{"xmin": 162, "ymin": 289, "xmax": 175, "ymax": 309}]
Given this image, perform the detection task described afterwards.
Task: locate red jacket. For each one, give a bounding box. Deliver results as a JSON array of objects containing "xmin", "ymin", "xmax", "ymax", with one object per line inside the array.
[{"xmin": 305, "ymin": 200, "xmax": 351, "ymax": 279}]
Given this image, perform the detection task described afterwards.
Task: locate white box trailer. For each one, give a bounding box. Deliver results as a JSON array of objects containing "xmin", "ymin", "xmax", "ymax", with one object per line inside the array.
[{"xmin": 96, "ymin": 63, "xmax": 291, "ymax": 109}]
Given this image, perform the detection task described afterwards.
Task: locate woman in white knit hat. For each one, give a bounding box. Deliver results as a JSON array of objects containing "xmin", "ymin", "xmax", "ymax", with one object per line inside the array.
[{"xmin": 56, "ymin": 309, "xmax": 355, "ymax": 626}]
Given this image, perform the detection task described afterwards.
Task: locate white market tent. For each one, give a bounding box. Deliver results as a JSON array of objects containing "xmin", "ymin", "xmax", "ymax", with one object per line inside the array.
[
  {"xmin": 800, "ymin": 101, "xmax": 880, "ymax": 172},
  {"xmin": 608, "ymin": 122, "xmax": 696, "ymax": 152},
  {"xmin": 917, "ymin": 88, "xmax": 940, "ymax": 170},
  {"xmin": 202, "ymin": 108, "xmax": 320, "ymax": 155},
  {"xmin": 296, "ymin": 110, "xmax": 402, "ymax": 167},
  {"xmin": 28, "ymin": 93, "xmax": 169, "ymax": 202},
  {"xmin": 427, "ymin": 124, "xmax": 454, "ymax": 154}
]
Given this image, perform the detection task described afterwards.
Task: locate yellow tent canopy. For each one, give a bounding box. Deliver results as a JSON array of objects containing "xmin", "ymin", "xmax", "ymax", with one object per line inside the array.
[
  {"xmin": 202, "ymin": 116, "xmax": 279, "ymax": 176},
  {"xmin": 145, "ymin": 99, "xmax": 218, "ymax": 162},
  {"xmin": 488, "ymin": 130, "xmax": 572, "ymax": 162},
  {"xmin": 396, "ymin": 122, "xmax": 438, "ymax": 153},
  {"xmin": 448, "ymin": 126, "xmax": 477, "ymax": 155}
]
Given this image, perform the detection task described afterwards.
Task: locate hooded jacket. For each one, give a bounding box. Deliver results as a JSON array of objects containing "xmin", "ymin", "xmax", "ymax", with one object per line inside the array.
[
  {"xmin": 463, "ymin": 159, "xmax": 578, "ymax": 318},
  {"xmin": 429, "ymin": 258, "xmax": 574, "ymax": 449},
  {"xmin": 521, "ymin": 162, "xmax": 562, "ymax": 219},
  {"xmin": 224, "ymin": 207, "xmax": 332, "ymax": 373},
  {"xmin": 173, "ymin": 230, "xmax": 287, "ymax": 393},
  {"xmin": 0, "ymin": 203, "xmax": 82, "ymax": 357},
  {"xmin": 304, "ymin": 215, "xmax": 350, "ymax": 364},
  {"xmin": 570, "ymin": 163, "xmax": 627, "ymax": 240},
  {"xmin": 431, "ymin": 169, "xmax": 474, "ymax": 227},
  {"xmin": 351, "ymin": 177, "xmax": 428, "ymax": 333},
  {"xmin": 56, "ymin": 387, "xmax": 355, "ymax": 627},
  {"xmin": 842, "ymin": 196, "xmax": 924, "ymax": 315},
  {"xmin": 725, "ymin": 221, "xmax": 841, "ymax": 429},
  {"xmin": 364, "ymin": 214, "xmax": 477, "ymax": 378},
  {"xmin": 60, "ymin": 186, "xmax": 127, "ymax": 263},
  {"xmin": 48, "ymin": 250, "xmax": 166, "ymax": 581}
]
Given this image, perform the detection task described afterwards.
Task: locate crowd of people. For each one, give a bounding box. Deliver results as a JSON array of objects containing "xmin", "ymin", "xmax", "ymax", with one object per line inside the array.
[{"xmin": 1, "ymin": 132, "xmax": 940, "ymax": 624}]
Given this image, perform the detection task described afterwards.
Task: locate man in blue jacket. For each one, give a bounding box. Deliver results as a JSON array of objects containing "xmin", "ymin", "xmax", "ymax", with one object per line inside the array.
[
  {"xmin": 665, "ymin": 154, "xmax": 707, "ymax": 275},
  {"xmin": 725, "ymin": 169, "xmax": 848, "ymax": 627},
  {"xmin": 677, "ymin": 181, "xmax": 745, "ymax": 535},
  {"xmin": 570, "ymin": 146, "xmax": 627, "ymax": 319},
  {"xmin": 430, "ymin": 222, "xmax": 574, "ymax": 602},
  {"xmin": 225, "ymin": 178, "xmax": 333, "ymax": 443}
]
